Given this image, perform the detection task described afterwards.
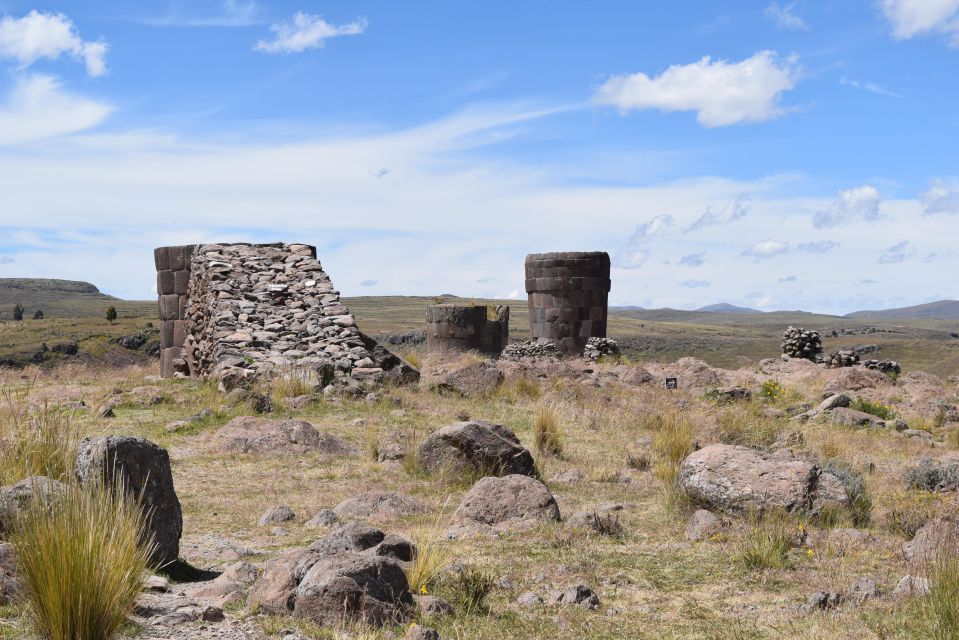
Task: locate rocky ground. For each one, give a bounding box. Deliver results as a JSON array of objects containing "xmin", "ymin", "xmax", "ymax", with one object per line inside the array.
[{"xmin": 2, "ymin": 351, "xmax": 959, "ymax": 639}]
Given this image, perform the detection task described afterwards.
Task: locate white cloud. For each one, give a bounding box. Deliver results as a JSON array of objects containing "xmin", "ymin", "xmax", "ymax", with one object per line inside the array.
[
  {"xmin": 615, "ymin": 249, "xmax": 650, "ymax": 270},
  {"xmin": 879, "ymin": 0, "xmax": 959, "ymax": 46},
  {"xmin": 797, "ymin": 240, "xmax": 839, "ymax": 253},
  {"xmin": 255, "ymin": 12, "xmax": 367, "ymax": 54},
  {"xmin": 879, "ymin": 240, "xmax": 915, "ymax": 264},
  {"xmin": 840, "ymin": 77, "xmax": 902, "ymax": 98},
  {"xmin": 0, "ymin": 10, "xmax": 108, "ymax": 77},
  {"xmin": 764, "ymin": 2, "xmax": 809, "ymax": 30},
  {"xmin": 780, "ymin": 275, "xmax": 798, "ymax": 282},
  {"xmin": 679, "ymin": 253, "xmax": 707, "ymax": 267},
  {"xmin": 813, "ymin": 185, "xmax": 881, "ymax": 228},
  {"xmin": 687, "ymin": 194, "xmax": 749, "ymax": 231},
  {"xmin": 0, "ymin": 75, "xmax": 112, "ymax": 145},
  {"xmin": 593, "ymin": 51, "xmax": 800, "ymax": 127},
  {"xmin": 921, "ymin": 179, "xmax": 959, "ymax": 214},
  {"xmin": 742, "ymin": 239, "xmax": 789, "ymax": 259},
  {"xmin": 628, "ymin": 214, "xmax": 673, "ymax": 244}
]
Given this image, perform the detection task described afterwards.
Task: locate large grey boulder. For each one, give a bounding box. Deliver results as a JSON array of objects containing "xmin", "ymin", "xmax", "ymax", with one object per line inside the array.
[
  {"xmin": 903, "ymin": 516, "xmax": 959, "ymax": 564},
  {"xmin": 829, "ymin": 408, "xmax": 886, "ymax": 429},
  {"xmin": 75, "ymin": 436, "xmax": 182, "ymax": 567},
  {"xmin": 677, "ymin": 444, "xmax": 848, "ymax": 517},
  {"xmin": 294, "ymin": 553, "xmax": 413, "ymax": 626},
  {"xmin": 0, "ymin": 476, "xmax": 65, "ymax": 536},
  {"xmin": 457, "ymin": 474, "xmax": 560, "ymax": 526},
  {"xmin": 214, "ymin": 417, "xmax": 357, "ymax": 457},
  {"xmin": 418, "ymin": 421, "xmax": 535, "ymax": 477}
]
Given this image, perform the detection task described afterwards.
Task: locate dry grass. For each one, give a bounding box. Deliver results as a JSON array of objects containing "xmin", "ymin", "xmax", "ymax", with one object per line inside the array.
[
  {"xmin": 737, "ymin": 510, "xmax": 795, "ymax": 571},
  {"xmin": 533, "ymin": 402, "xmax": 563, "ymax": 457},
  {"xmin": 0, "ymin": 386, "xmax": 79, "ymax": 486}
]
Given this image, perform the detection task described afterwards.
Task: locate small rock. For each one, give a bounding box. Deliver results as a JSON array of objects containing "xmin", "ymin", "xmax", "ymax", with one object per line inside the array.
[
  {"xmin": 549, "ymin": 584, "xmax": 600, "ymax": 609},
  {"xmin": 414, "ymin": 594, "xmax": 454, "ymax": 617},
  {"xmin": 685, "ymin": 509, "xmax": 725, "ymax": 542},
  {"xmin": 258, "ymin": 505, "xmax": 295, "ymax": 526},
  {"xmin": 807, "ymin": 591, "xmax": 842, "ymax": 611},
  {"xmin": 516, "ymin": 591, "xmax": 543, "ymax": 606},
  {"xmin": 305, "ymin": 509, "xmax": 339, "ymax": 528},
  {"xmin": 847, "ymin": 576, "xmax": 879, "ymax": 603},
  {"xmin": 893, "ymin": 575, "xmax": 930, "ymax": 598},
  {"xmin": 144, "ymin": 575, "xmax": 171, "ymax": 593},
  {"xmin": 404, "ymin": 625, "xmax": 440, "ymax": 640}
]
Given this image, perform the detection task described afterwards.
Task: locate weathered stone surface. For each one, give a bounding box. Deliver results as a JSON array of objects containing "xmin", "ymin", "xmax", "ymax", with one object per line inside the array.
[
  {"xmin": 405, "ymin": 625, "xmax": 441, "ymax": 640},
  {"xmin": 214, "ymin": 416, "xmax": 357, "ymax": 456},
  {"xmin": 457, "ymin": 474, "xmax": 560, "ymax": 526},
  {"xmin": 186, "ymin": 561, "xmax": 261, "ymax": 607},
  {"xmin": 258, "ymin": 505, "xmax": 295, "ymax": 526},
  {"xmin": 434, "ymin": 362, "xmax": 504, "ymax": 397},
  {"xmin": 685, "ymin": 509, "xmax": 725, "ymax": 542},
  {"xmin": 0, "ymin": 542, "xmax": 20, "ymax": 604},
  {"xmin": 677, "ymin": 444, "xmax": 848, "ymax": 517},
  {"xmin": 414, "ymin": 594, "xmax": 454, "ymax": 617},
  {"xmin": 903, "ymin": 516, "xmax": 959, "ymax": 563},
  {"xmin": 829, "ymin": 407, "xmax": 886, "ymax": 429},
  {"xmin": 549, "ymin": 584, "xmax": 600, "ymax": 609},
  {"xmin": 893, "ymin": 575, "xmax": 930, "ymax": 598},
  {"xmin": 75, "ymin": 436, "xmax": 182, "ymax": 566},
  {"xmin": 418, "ymin": 421, "xmax": 535, "ymax": 477},
  {"xmin": 0, "ymin": 476, "xmax": 65, "ymax": 536},
  {"xmin": 333, "ymin": 491, "xmax": 424, "ymax": 519},
  {"xmin": 824, "ymin": 367, "xmax": 891, "ymax": 395},
  {"xmin": 305, "ymin": 509, "xmax": 339, "ymax": 528},
  {"xmin": 307, "ymin": 523, "xmax": 386, "ymax": 556}
]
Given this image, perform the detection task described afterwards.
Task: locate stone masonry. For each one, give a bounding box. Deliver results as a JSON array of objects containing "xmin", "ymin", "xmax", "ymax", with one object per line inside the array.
[
  {"xmin": 155, "ymin": 245, "xmax": 195, "ymax": 378},
  {"xmin": 155, "ymin": 242, "xmax": 418, "ymax": 388},
  {"xmin": 525, "ymin": 252, "xmax": 611, "ymax": 355},
  {"xmin": 425, "ymin": 304, "xmax": 509, "ymax": 357}
]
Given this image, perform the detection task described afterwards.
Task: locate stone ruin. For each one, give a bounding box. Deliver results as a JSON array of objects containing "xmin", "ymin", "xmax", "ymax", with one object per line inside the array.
[
  {"xmin": 782, "ymin": 326, "xmax": 822, "ymax": 360},
  {"xmin": 525, "ymin": 251, "xmax": 611, "ymax": 355},
  {"xmin": 154, "ymin": 243, "xmax": 418, "ymax": 388},
  {"xmin": 425, "ymin": 304, "xmax": 509, "ymax": 357}
]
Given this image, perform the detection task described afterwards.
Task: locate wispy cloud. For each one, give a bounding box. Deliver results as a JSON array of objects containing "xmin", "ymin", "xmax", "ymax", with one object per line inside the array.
[
  {"xmin": 813, "ymin": 185, "xmax": 881, "ymax": 228},
  {"xmin": 0, "ymin": 75, "xmax": 112, "ymax": 145},
  {"xmin": 255, "ymin": 12, "xmax": 367, "ymax": 54},
  {"xmin": 681, "ymin": 279, "xmax": 711, "ymax": 288},
  {"xmin": 764, "ymin": 2, "xmax": 809, "ymax": 30},
  {"xmin": 593, "ymin": 51, "xmax": 801, "ymax": 127},
  {"xmin": 687, "ymin": 194, "xmax": 749, "ymax": 231},
  {"xmin": 797, "ymin": 240, "xmax": 839, "ymax": 253},
  {"xmin": 628, "ymin": 214, "xmax": 674, "ymax": 244},
  {"xmin": 742, "ymin": 239, "xmax": 789, "ymax": 259},
  {"xmin": 840, "ymin": 76, "xmax": 902, "ymax": 98},
  {"xmin": 133, "ymin": 1, "xmax": 264, "ymax": 27},
  {"xmin": 779, "ymin": 275, "xmax": 798, "ymax": 282},
  {"xmin": 878, "ymin": 240, "xmax": 915, "ymax": 264},
  {"xmin": 679, "ymin": 252, "xmax": 707, "ymax": 267}
]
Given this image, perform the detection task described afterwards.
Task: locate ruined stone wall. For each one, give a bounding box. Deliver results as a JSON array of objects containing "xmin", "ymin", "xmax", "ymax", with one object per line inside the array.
[
  {"xmin": 524, "ymin": 252, "xmax": 611, "ymax": 355},
  {"xmin": 155, "ymin": 242, "xmax": 417, "ymax": 387},
  {"xmin": 154, "ymin": 245, "xmax": 195, "ymax": 377},
  {"xmin": 425, "ymin": 304, "xmax": 509, "ymax": 356}
]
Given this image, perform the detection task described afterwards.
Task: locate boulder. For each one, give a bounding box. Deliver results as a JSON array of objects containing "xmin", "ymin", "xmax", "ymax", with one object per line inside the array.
[
  {"xmin": 75, "ymin": 436, "xmax": 182, "ymax": 566},
  {"xmin": 307, "ymin": 523, "xmax": 386, "ymax": 556},
  {"xmin": 333, "ymin": 491, "xmax": 424, "ymax": 519},
  {"xmin": 676, "ymin": 444, "xmax": 848, "ymax": 517},
  {"xmin": 258, "ymin": 505, "xmax": 295, "ymax": 526},
  {"xmin": 405, "ymin": 624, "xmax": 441, "ymax": 640},
  {"xmin": 817, "ymin": 393, "xmax": 851, "ymax": 412},
  {"xmin": 893, "ymin": 575, "xmax": 930, "ymax": 598},
  {"xmin": 549, "ymin": 584, "xmax": 600, "ymax": 609},
  {"xmin": 0, "ymin": 542, "xmax": 20, "ymax": 604},
  {"xmin": 825, "ymin": 368, "xmax": 891, "ymax": 395},
  {"xmin": 214, "ymin": 417, "xmax": 357, "ymax": 456},
  {"xmin": 305, "ymin": 509, "xmax": 339, "ymax": 528},
  {"xmin": 710, "ymin": 387, "xmax": 752, "ymax": 403},
  {"xmin": 903, "ymin": 516, "xmax": 959, "ymax": 564},
  {"xmin": 435, "ymin": 362, "xmax": 504, "ymax": 397},
  {"xmin": 457, "ymin": 475, "xmax": 560, "ymax": 526},
  {"xmin": 294, "ymin": 553, "xmax": 413, "ymax": 626},
  {"xmin": 0, "ymin": 475, "xmax": 65, "ymax": 536},
  {"xmin": 418, "ymin": 421, "xmax": 535, "ymax": 477},
  {"xmin": 829, "ymin": 408, "xmax": 886, "ymax": 429},
  {"xmin": 414, "ymin": 594, "xmax": 454, "ymax": 617},
  {"xmin": 186, "ymin": 561, "xmax": 261, "ymax": 607}
]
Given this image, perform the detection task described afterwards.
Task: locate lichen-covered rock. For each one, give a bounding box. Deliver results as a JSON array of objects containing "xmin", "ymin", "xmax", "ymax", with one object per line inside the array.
[
  {"xmin": 685, "ymin": 509, "xmax": 725, "ymax": 542},
  {"xmin": 418, "ymin": 421, "xmax": 535, "ymax": 477},
  {"xmin": 214, "ymin": 417, "xmax": 357, "ymax": 456},
  {"xmin": 903, "ymin": 516, "xmax": 959, "ymax": 564},
  {"xmin": 0, "ymin": 476, "xmax": 65, "ymax": 536},
  {"xmin": 829, "ymin": 407, "xmax": 886, "ymax": 429},
  {"xmin": 333, "ymin": 491, "xmax": 423, "ymax": 519},
  {"xmin": 75, "ymin": 436, "xmax": 182, "ymax": 566},
  {"xmin": 457, "ymin": 474, "xmax": 560, "ymax": 526},
  {"xmin": 677, "ymin": 444, "xmax": 848, "ymax": 517}
]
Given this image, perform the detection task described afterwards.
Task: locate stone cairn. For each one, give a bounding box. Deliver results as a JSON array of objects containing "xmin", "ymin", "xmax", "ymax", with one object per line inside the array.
[
  {"xmin": 525, "ymin": 252, "xmax": 611, "ymax": 355},
  {"xmin": 154, "ymin": 245, "xmax": 195, "ymax": 378},
  {"xmin": 781, "ymin": 326, "xmax": 822, "ymax": 360},
  {"xmin": 425, "ymin": 304, "xmax": 509, "ymax": 357},
  {"xmin": 583, "ymin": 337, "xmax": 620, "ymax": 362},
  {"xmin": 155, "ymin": 242, "xmax": 417, "ymax": 388}
]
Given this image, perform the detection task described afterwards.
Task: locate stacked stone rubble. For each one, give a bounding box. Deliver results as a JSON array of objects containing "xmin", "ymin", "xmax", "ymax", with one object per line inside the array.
[
  {"xmin": 525, "ymin": 252, "xmax": 611, "ymax": 355},
  {"xmin": 864, "ymin": 359, "xmax": 902, "ymax": 375},
  {"xmin": 154, "ymin": 245, "xmax": 195, "ymax": 377},
  {"xmin": 820, "ymin": 349, "xmax": 860, "ymax": 368},
  {"xmin": 501, "ymin": 340, "xmax": 559, "ymax": 361},
  {"xmin": 154, "ymin": 242, "xmax": 417, "ymax": 387},
  {"xmin": 782, "ymin": 326, "xmax": 822, "ymax": 360},
  {"xmin": 583, "ymin": 337, "xmax": 620, "ymax": 362},
  {"xmin": 425, "ymin": 304, "xmax": 509, "ymax": 357}
]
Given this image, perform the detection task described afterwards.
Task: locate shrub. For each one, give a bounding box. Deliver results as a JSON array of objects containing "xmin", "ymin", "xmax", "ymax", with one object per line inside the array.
[
  {"xmin": 760, "ymin": 380, "xmax": 785, "ymax": 401},
  {"xmin": 0, "ymin": 391, "xmax": 78, "ymax": 486},
  {"xmin": 904, "ymin": 459, "xmax": 959, "ymax": 493},
  {"xmin": 533, "ymin": 403, "xmax": 563, "ymax": 457},
  {"xmin": 850, "ymin": 397, "xmax": 895, "ymax": 420},
  {"xmin": 435, "ymin": 566, "xmax": 495, "ymax": 616},
  {"xmin": 11, "ymin": 477, "xmax": 156, "ymax": 640},
  {"xmin": 820, "ymin": 459, "xmax": 872, "ymax": 527},
  {"xmin": 737, "ymin": 510, "xmax": 794, "ymax": 570}
]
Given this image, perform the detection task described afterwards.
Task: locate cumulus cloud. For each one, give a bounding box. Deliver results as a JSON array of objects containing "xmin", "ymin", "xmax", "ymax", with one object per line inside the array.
[
  {"xmin": 0, "ymin": 75, "xmax": 113, "ymax": 145},
  {"xmin": 255, "ymin": 12, "xmax": 367, "ymax": 53},
  {"xmin": 679, "ymin": 252, "xmax": 707, "ymax": 267},
  {"xmin": 0, "ymin": 10, "xmax": 107, "ymax": 76},
  {"xmin": 742, "ymin": 239, "xmax": 789, "ymax": 259},
  {"xmin": 797, "ymin": 240, "xmax": 839, "ymax": 253},
  {"xmin": 593, "ymin": 51, "xmax": 800, "ymax": 127},
  {"xmin": 879, "ymin": 0, "xmax": 959, "ymax": 46},
  {"xmin": 921, "ymin": 179, "xmax": 959, "ymax": 215},
  {"xmin": 628, "ymin": 214, "xmax": 674, "ymax": 244},
  {"xmin": 878, "ymin": 240, "xmax": 915, "ymax": 264},
  {"xmin": 687, "ymin": 194, "xmax": 749, "ymax": 231},
  {"xmin": 813, "ymin": 185, "xmax": 881, "ymax": 228},
  {"xmin": 764, "ymin": 2, "xmax": 809, "ymax": 29},
  {"xmin": 681, "ymin": 279, "xmax": 710, "ymax": 288}
]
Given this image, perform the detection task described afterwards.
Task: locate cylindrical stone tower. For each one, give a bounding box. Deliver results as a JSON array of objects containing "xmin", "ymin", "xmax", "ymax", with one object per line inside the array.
[
  {"xmin": 426, "ymin": 304, "xmax": 509, "ymax": 357},
  {"xmin": 525, "ymin": 251, "xmax": 611, "ymax": 355},
  {"xmin": 154, "ymin": 245, "xmax": 195, "ymax": 377}
]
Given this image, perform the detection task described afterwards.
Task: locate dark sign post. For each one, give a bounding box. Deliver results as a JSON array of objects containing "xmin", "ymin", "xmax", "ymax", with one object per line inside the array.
[{"xmin": 664, "ymin": 377, "xmax": 678, "ymax": 390}]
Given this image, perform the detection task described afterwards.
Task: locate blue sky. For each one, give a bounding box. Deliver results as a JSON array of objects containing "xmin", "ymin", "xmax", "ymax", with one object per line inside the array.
[{"xmin": 0, "ymin": 0, "xmax": 957, "ymax": 314}]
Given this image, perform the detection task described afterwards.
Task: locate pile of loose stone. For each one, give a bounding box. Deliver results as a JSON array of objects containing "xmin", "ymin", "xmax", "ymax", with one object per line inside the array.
[
  {"xmin": 864, "ymin": 359, "xmax": 902, "ymax": 375},
  {"xmin": 182, "ymin": 243, "xmax": 416, "ymax": 389},
  {"xmin": 583, "ymin": 337, "xmax": 620, "ymax": 362},
  {"xmin": 502, "ymin": 340, "xmax": 560, "ymax": 360},
  {"xmin": 820, "ymin": 349, "xmax": 860, "ymax": 368},
  {"xmin": 782, "ymin": 326, "xmax": 823, "ymax": 360}
]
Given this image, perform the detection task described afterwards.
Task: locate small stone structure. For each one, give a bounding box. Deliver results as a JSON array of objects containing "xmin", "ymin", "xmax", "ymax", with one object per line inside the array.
[
  {"xmin": 154, "ymin": 242, "xmax": 417, "ymax": 387},
  {"xmin": 425, "ymin": 304, "xmax": 509, "ymax": 356},
  {"xmin": 821, "ymin": 349, "xmax": 860, "ymax": 368},
  {"xmin": 782, "ymin": 326, "xmax": 822, "ymax": 360},
  {"xmin": 154, "ymin": 245, "xmax": 195, "ymax": 378},
  {"xmin": 524, "ymin": 252, "xmax": 611, "ymax": 355}
]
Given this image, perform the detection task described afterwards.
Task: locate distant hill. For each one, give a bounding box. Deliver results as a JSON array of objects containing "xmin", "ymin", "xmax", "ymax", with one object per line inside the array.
[
  {"xmin": 846, "ymin": 300, "xmax": 959, "ymax": 320},
  {"xmin": 0, "ymin": 278, "xmax": 152, "ymax": 320},
  {"xmin": 696, "ymin": 303, "xmax": 762, "ymax": 314}
]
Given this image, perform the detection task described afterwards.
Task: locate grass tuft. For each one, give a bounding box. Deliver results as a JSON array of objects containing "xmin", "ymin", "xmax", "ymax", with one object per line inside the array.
[
  {"xmin": 923, "ymin": 551, "xmax": 959, "ymax": 640},
  {"xmin": 850, "ymin": 397, "xmax": 896, "ymax": 420},
  {"xmin": 0, "ymin": 389, "xmax": 78, "ymax": 486},
  {"xmin": 737, "ymin": 510, "xmax": 794, "ymax": 571},
  {"xmin": 533, "ymin": 402, "xmax": 563, "ymax": 457}
]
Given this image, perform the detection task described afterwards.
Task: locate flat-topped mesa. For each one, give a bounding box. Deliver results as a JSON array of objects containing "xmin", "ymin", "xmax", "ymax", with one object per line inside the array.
[
  {"xmin": 154, "ymin": 242, "xmax": 418, "ymax": 388},
  {"xmin": 524, "ymin": 251, "xmax": 611, "ymax": 355},
  {"xmin": 425, "ymin": 304, "xmax": 509, "ymax": 357}
]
